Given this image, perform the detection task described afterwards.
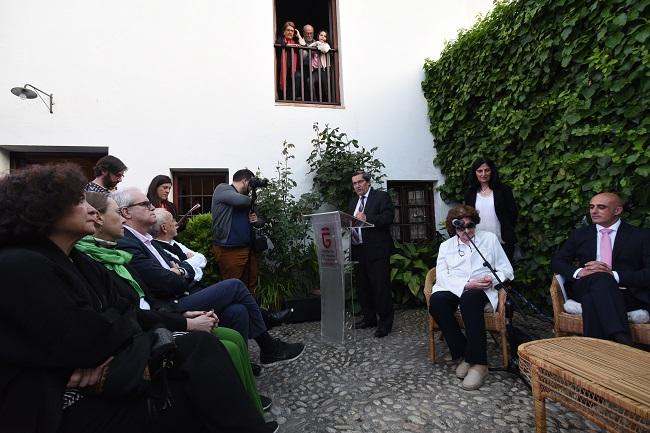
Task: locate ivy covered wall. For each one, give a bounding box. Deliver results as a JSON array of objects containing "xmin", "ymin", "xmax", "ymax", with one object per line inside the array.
[{"xmin": 422, "ymin": 0, "xmax": 650, "ymax": 295}]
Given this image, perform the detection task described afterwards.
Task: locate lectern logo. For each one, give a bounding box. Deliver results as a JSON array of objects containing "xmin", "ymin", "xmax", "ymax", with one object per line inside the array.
[{"xmin": 321, "ymin": 227, "xmax": 332, "ymax": 249}]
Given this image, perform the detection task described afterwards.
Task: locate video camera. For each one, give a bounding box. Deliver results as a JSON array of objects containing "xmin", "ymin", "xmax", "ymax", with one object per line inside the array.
[{"xmin": 249, "ymin": 176, "xmax": 269, "ymax": 190}]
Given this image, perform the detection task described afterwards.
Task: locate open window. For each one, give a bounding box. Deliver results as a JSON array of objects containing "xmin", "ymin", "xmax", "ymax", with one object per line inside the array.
[{"xmin": 274, "ymin": 0, "xmax": 341, "ymax": 106}]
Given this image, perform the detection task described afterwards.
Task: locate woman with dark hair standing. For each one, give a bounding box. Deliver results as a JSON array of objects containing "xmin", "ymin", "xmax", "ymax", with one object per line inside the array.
[
  {"xmin": 147, "ymin": 175, "xmax": 178, "ymax": 220},
  {"xmin": 463, "ymin": 157, "xmax": 518, "ymax": 261},
  {"xmin": 0, "ymin": 164, "xmax": 277, "ymax": 433}
]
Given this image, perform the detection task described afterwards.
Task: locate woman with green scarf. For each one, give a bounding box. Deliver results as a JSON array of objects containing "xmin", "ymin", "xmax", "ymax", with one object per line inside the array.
[{"xmin": 77, "ymin": 192, "xmax": 267, "ymax": 414}]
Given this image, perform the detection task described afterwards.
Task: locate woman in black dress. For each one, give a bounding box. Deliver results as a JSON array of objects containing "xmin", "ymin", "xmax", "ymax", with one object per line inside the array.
[{"xmin": 0, "ymin": 163, "xmax": 277, "ymax": 433}]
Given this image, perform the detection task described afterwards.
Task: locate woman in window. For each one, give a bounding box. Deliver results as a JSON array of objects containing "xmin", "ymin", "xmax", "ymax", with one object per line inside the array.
[
  {"xmin": 312, "ymin": 30, "xmax": 332, "ymax": 102},
  {"xmin": 277, "ymin": 21, "xmax": 302, "ymax": 100},
  {"xmin": 147, "ymin": 174, "xmax": 178, "ymax": 220},
  {"xmin": 463, "ymin": 157, "xmax": 518, "ymax": 261},
  {"xmin": 0, "ymin": 163, "xmax": 278, "ymax": 433}
]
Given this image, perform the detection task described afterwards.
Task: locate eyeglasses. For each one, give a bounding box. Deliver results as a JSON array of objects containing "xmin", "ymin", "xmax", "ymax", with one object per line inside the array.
[{"xmin": 127, "ymin": 200, "xmax": 153, "ymax": 209}]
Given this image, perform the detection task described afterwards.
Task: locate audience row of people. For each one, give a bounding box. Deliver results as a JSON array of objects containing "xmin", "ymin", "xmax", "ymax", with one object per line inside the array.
[{"xmin": 0, "ymin": 159, "xmax": 308, "ymax": 432}]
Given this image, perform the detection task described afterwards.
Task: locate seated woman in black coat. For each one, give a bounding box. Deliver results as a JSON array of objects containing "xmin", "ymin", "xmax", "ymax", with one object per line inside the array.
[{"xmin": 0, "ymin": 163, "xmax": 278, "ymax": 433}]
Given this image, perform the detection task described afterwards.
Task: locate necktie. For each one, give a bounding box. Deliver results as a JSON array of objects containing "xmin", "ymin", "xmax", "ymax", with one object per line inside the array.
[
  {"xmin": 600, "ymin": 228, "xmax": 613, "ymax": 266},
  {"xmin": 351, "ymin": 196, "xmax": 366, "ymax": 245}
]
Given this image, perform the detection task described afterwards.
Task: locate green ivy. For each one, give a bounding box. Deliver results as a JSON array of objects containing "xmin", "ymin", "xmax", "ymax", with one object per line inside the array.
[{"xmin": 422, "ymin": 0, "xmax": 650, "ymax": 298}]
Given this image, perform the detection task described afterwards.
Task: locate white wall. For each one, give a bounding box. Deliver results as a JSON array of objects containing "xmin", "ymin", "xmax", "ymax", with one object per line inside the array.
[{"xmin": 0, "ymin": 0, "xmax": 492, "ymax": 215}]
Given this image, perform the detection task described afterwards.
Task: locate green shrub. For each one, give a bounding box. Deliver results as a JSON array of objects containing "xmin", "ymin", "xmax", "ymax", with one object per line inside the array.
[
  {"xmin": 390, "ymin": 241, "xmax": 441, "ymax": 305},
  {"xmin": 422, "ymin": 0, "xmax": 650, "ymax": 300},
  {"xmin": 176, "ymin": 213, "xmax": 221, "ymax": 284},
  {"xmin": 255, "ymin": 141, "xmax": 317, "ymax": 309},
  {"xmin": 303, "ymin": 122, "xmax": 386, "ymax": 212}
]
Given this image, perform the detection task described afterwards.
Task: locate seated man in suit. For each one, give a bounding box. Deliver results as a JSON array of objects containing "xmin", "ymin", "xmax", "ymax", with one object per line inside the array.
[
  {"xmin": 551, "ymin": 192, "xmax": 650, "ymax": 344},
  {"xmin": 111, "ymin": 187, "xmax": 304, "ymax": 367},
  {"xmin": 151, "ymin": 208, "xmax": 207, "ymax": 283}
]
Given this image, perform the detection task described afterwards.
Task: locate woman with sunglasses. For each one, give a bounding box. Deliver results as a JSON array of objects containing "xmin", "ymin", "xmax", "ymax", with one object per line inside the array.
[{"xmin": 428, "ymin": 204, "xmax": 513, "ymax": 391}]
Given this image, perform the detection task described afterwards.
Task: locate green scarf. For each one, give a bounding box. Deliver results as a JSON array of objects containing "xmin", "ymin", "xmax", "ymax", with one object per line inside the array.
[{"xmin": 75, "ymin": 235, "xmax": 146, "ymax": 299}]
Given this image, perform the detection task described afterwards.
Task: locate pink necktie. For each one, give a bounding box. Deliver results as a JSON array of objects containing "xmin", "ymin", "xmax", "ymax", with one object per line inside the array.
[
  {"xmin": 351, "ymin": 196, "xmax": 365, "ymax": 245},
  {"xmin": 600, "ymin": 228, "xmax": 613, "ymax": 266}
]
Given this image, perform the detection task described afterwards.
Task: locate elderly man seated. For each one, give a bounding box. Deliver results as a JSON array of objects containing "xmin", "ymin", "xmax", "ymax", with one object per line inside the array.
[
  {"xmin": 428, "ymin": 205, "xmax": 513, "ymax": 390},
  {"xmin": 111, "ymin": 187, "xmax": 304, "ymax": 367}
]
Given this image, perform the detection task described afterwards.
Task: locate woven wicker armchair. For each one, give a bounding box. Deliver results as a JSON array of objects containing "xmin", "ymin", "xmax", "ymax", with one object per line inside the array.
[
  {"xmin": 550, "ymin": 274, "xmax": 650, "ymax": 344},
  {"xmin": 423, "ymin": 267, "xmax": 509, "ymax": 368}
]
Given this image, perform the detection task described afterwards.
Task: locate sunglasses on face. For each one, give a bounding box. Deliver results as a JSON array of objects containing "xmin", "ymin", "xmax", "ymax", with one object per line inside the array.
[{"xmin": 456, "ymin": 222, "xmax": 477, "ymax": 229}]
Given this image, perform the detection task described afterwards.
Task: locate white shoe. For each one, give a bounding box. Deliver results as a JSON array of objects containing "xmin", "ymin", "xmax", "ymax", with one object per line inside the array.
[
  {"xmin": 455, "ymin": 360, "xmax": 471, "ymax": 379},
  {"xmin": 461, "ymin": 364, "xmax": 488, "ymax": 390}
]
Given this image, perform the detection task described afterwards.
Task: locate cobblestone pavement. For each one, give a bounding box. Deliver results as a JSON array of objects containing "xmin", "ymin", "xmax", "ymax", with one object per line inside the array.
[{"xmin": 253, "ymin": 308, "xmax": 605, "ymax": 433}]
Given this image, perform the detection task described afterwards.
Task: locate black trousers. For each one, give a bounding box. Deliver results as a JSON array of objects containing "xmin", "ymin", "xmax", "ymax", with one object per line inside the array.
[
  {"xmin": 568, "ymin": 272, "xmax": 646, "ymax": 339},
  {"xmin": 354, "ymin": 248, "xmax": 394, "ymax": 330},
  {"xmin": 60, "ymin": 332, "xmax": 268, "ymax": 433},
  {"xmin": 428, "ymin": 290, "xmax": 489, "ymax": 365}
]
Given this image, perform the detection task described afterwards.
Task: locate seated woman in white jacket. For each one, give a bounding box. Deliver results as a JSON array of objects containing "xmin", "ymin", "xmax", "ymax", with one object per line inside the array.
[{"xmin": 429, "ymin": 204, "xmax": 514, "ymax": 391}]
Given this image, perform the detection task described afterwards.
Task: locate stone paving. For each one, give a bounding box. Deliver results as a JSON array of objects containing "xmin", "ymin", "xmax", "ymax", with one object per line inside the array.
[{"xmin": 253, "ymin": 308, "xmax": 605, "ymax": 433}]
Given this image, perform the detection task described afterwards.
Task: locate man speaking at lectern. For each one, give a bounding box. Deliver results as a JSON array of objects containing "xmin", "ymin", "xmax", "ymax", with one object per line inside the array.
[{"xmin": 348, "ymin": 170, "xmax": 395, "ymax": 338}]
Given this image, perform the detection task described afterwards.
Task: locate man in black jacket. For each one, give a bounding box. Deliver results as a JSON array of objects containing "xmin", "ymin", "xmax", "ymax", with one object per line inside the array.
[
  {"xmin": 551, "ymin": 192, "xmax": 650, "ymax": 344},
  {"xmin": 112, "ymin": 187, "xmax": 304, "ymax": 366},
  {"xmin": 349, "ymin": 171, "xmax": 396, "ymax": 338}
]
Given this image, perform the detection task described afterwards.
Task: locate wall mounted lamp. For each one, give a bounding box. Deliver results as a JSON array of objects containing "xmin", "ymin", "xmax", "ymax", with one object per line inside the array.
[{"xmin": 10, "ymin": 84, "xmax": 54, "ymax": 114}]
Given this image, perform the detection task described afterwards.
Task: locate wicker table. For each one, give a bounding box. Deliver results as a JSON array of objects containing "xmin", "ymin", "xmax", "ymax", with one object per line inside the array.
[{"xmin": 518, "ymin": 337, "xmax": 650, "ymax": 433}]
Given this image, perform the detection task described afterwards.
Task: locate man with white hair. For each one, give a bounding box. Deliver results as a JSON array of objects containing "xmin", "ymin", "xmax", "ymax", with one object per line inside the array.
[
  {"xmin": 112, "ymin": 187, "xmax": 304, "ymax": 367},
  {"xmin": 151, "ymin": 208, "xmax": 206, "ymax": 283}
]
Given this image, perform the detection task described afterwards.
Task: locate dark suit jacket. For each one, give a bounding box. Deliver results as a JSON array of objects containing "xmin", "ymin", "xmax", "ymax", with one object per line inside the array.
[
  {"xmin": 117, "ymin": 229, "xmax": 194, "ymax": 301},
  {"xmin": 551, "ymin": 220, "xmax": 650, "ymax": 304},
  {"xmin": 464, "ymin": 183, "xmax": 518, "ymax": 245},
  {"xmin": 348, "ymin": 188, "xmax": 395, "ymax": 260}
]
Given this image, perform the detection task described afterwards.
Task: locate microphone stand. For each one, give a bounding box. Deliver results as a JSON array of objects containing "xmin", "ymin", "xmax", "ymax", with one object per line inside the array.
[
  {"xmin": 459, "ymin": 228, "xmax": 533, "ymax": 378},
  {"xmin": 459, "ymin": 229, "xmax": 509, "ymax": 290}
]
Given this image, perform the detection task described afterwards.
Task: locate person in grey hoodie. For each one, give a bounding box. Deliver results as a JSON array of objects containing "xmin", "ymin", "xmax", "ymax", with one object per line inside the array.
[{"xmin": 211, "ymin": 168, "xmax": 264, "ymax": 293}]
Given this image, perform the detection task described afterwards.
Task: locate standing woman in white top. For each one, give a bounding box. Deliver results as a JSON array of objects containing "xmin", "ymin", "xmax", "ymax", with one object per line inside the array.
[{"xmin": 464, "ymin": 157, "xmax": 518, "ymax": 261}]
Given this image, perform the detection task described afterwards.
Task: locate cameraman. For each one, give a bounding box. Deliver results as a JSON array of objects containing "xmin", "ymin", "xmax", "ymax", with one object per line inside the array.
[{"xmin": 211, "ymin": 168, "xmax": 265, "ymax": 294}]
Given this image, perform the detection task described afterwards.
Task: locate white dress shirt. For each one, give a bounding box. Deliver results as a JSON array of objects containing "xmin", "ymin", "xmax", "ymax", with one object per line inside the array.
[
  {"xmin": 353, "ymin": 191, "xmax": 369, "ymax": 243},
  {"xmin": 157, "ymin": 239, "xmax": 207, "ymax": 282},
  {"xmin": 124, "ymin": 225, "xmax": 171, "ymax": 269},
  {"xmin": 431, "ymin": 230, "xmax": 514, "ymax": 312}
]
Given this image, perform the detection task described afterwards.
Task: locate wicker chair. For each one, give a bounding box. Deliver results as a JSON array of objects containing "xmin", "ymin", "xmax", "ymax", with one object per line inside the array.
[
  {"xmin": 550, "ymin": 274, "xmax": 650, "ymax": 344},
  {"xmin": 423, "ymin": 267, "xmax": 509, "ymax": 368}
]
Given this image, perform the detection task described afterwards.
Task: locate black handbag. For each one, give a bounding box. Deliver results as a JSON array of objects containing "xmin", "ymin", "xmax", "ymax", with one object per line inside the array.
[{"xmin": 91, "ymin": 328, "xmax": 177, "ymax": 397}]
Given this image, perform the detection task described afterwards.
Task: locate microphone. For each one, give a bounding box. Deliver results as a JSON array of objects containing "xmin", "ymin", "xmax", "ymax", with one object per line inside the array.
[
  {"xmin": 452, "ymin": 218, "xmax": 466, "ymax": 229},
  {"xmin": 177, "ymin": 203, "xmax": 201, "ymax": 226}
]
